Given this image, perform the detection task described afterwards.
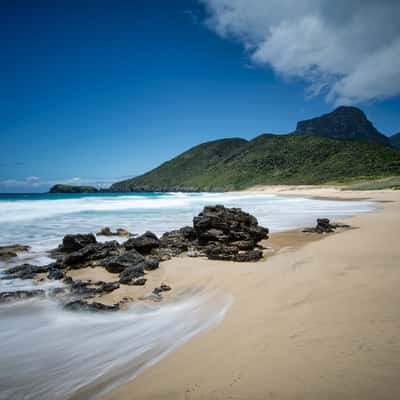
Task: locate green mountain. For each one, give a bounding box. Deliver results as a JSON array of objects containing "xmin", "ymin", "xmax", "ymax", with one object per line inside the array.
[
  {"xmin": 111, "ymin": 135, "xmax": 400, "ymax": 192},
  {"xmin": 293, "ymin": 106, "xmax": 391, "ymax": 147},
  {"xmin": 390, "ymin": 133, "xmax": 400, "ymax": 149}
]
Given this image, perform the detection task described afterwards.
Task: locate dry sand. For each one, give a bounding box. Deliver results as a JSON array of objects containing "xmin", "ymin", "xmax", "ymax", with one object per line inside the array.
[{"xmin": 100, "ymin": 187, "xmax": 400, "ymax": 400}]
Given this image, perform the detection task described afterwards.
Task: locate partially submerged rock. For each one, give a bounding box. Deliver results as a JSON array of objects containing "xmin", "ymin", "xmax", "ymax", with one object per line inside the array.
[
  {"xmin": 303, "ymin": 218, "xmax": 351, "ymax": 234},
  {"xmin": 60, "ymin": 233, "xmax": 97, "ymax": 253},
  {"xmin": 97, "ymin": 227, "xmax": 132, "ymax": 237},
  {"xmin": 123, "ymin": 231, "xmax": 160, "ymax": 254},
  {"xmin": 64, "ymin": 241, "xmax": 120, "ymax": 266},
  {"xmin": 64, "ymin": 299, "xmax": 120, "ymax": 312},
  {"xmin": 0, "ymin": 289, "xmax": 45, "ymax": 303},
  {"xmin": 3, "ymin": 263, "xmax": 61, "ymax": 280},
  {"xmin": 0, "ymin": 244, "xmax": 30, "ymax": 260}
]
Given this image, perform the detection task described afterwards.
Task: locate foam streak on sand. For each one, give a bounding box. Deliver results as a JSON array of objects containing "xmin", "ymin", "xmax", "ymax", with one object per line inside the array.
[{"xmin": 0, "ymin": 289, "xmax": 231, "ymax": 400}]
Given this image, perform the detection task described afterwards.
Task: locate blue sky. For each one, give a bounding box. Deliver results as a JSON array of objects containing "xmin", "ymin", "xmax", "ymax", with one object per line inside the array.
[{"xmin": 1, "ymin": 0, "xmax": 399, "ymax": 192}]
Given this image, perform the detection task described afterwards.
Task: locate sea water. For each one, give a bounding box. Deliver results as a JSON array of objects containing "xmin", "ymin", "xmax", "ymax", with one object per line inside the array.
[{"xmin": 0, "ymin": 192, "xmax": 374, "ymax": 399}]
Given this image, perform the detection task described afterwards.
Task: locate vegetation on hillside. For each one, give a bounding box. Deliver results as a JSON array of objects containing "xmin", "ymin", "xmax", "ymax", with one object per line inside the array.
[{"xmin": 111, "ymin": 135, "xmax": 400, "ymax": 192}]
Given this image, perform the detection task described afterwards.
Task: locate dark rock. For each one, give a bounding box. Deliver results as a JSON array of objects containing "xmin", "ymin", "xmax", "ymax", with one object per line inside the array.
[
  {"xmin": 99, "ymin": 281, "xmax": 120, "ymax": 293},
  {"xmin": 0, "ymin": 289, "xmax": 45, "ymax": 303},
  {"xmin": 143, "ymin": 259, "xmax": 159, "ymax": 271},
  {"xmin": 123, "ymin": 231, "xmax": 160, "ymax": 254},
  {"xmin": 47, "ymin": 268, "xmax": 64, "ymax": 280},
  {"xmin": 97, "ymin": 227, "xmax": 132, "ymax": 237},
  {"xmin": 97, "ymin": 226, "xmax": 113, "ymax": 236},
  {"xmin": 119, "ymin": 262, "xmax": 146, "ymax": 284},
  {"xmin": 104, "ymin": 249, "xmax": 145, "ymax": 273},
  {"xmin": 0, "ymin": 244, "xmax": 30, "ymax": 260},
  {"xmin": 60, "ymin": 233, "xmax": 96, "ymax": 253},
  {"xmin": 153, "ymin": 284, "xmax": 171, "ymax": 295},
  {"xmin": 303, "ymin": 218, "xmax": 337, "ymax": 234},
  {"xmin": 64, "ymin": 241, "xmax": 120, "ymax": 266},
  {"xmin": 64, "ymin": 299, "xmax": 119, "ymax": 312},
  {"xmin": 3, "ymin": 263, "xmax": 55, "ymax": 280},
  {"xmin": 160, "ymin": 230, "xmax": 189, "ymax": 255},
  {"xmin": 193, "ymin": 205, "xmax": 269, "ymax": 246}
]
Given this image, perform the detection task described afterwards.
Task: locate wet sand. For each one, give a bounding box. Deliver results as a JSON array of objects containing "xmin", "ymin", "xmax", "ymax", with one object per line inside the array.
[{"xmin": 93, "ymin": 187, "xmax": 400, "ymax": 400}]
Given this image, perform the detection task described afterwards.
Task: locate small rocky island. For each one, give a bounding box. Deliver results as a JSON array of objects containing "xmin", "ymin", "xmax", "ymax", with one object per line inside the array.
[
  {"xmin": 0, "ymin": 205, "xmax": 269, "ymax": 311},
  {"xmin": 49, "ymin": 184, "xmax": 100, "ymax": 193}
]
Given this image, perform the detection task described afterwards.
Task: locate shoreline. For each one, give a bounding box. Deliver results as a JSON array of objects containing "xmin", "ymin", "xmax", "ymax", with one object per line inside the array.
[{"xmin": 98, "ymin": 186, "xmax": 400, "ymax": 400}]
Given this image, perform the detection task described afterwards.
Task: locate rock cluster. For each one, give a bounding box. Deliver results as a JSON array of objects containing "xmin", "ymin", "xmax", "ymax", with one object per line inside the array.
[
  {"xmin": 96, "ymin": 227, "xmax": 131, "ymax": 237},
  {"xmin": 0, "ymin": 205, "xmax": 269, "ymax": 310}
]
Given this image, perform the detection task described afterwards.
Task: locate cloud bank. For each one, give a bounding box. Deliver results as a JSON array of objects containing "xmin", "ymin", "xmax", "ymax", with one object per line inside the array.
[{"xmin": 200, "ymin": 0, "xmax": 400, "ymax": 104}]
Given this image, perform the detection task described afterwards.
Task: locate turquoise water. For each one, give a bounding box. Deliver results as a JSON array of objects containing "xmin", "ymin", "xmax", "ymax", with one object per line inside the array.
[{"xmin": 0, "ymin": 192, "xmax": 374, "ymax": 399}]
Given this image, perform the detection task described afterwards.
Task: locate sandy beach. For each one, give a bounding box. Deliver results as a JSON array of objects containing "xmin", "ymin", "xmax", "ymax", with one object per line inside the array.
[{"xmin": 97, "ymin": 187, "xmax": 400, "ymax": 400}]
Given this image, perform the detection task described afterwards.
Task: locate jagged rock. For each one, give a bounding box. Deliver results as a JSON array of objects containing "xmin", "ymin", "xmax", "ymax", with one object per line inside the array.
[
  {"xmin": 64, "ymin": 299, "xmax": 120, "ymax": 312},
  {"xmin": 302, "ymin": 218, "xmax": 339, "ymax": 234},
  {"xmin": 103, "ymin": 249, "xmax": 145, "ymax": 273},
  {"xmin": 143, "ymin": 258, "xmax": 159, "ymax": 271},
  {"xmin": 123, "ymin": 231, "xmax": 160, "ymax": 254},
  {"xmin": 47, "ymin": 268, "xmax": 64, "ymax": 280},
  {"xmin": 60, "ymin": 233, "xmax": 96, "ymax": 253},
  {"xmin": 0, "ymin": 289, "xmax": 45, "ymax": 303},
  {"xmin": 3, "ymin": 263, "xmax": 57, "ymax": 280},
  {"xmin": 63, "ymin": 241, "xmax": 120, "ymax": 266},
  {"xmin": 0, "ymin": 244, "xmax": 30, "ymax": 260},
  {"xmin": 119, "ymin": 262, "xmax": 146, "ymax": 284},
  {"xmin": 194, "ymin": 205, "xmax": 269, "ymax": 245}
]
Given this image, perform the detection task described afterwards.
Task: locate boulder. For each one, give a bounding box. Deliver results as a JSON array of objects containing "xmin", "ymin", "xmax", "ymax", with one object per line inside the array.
[
  {"xmin": 193, "ymin": 205, "xmax": 269, "ymax": 246},
  {"xmin": 97, "ymin": 227, "xmax": 113, "ymax": 236},
  {"xmin": 123, "ymin": 231, "xmax": 160, "ymax": 254},
  {"xmin": 116, "ymin": 228, "xmax": 130, "ymax": 236},
  {"xmin": 63, "ymin": 241, "xmax": 120, "ymax": 266},
  {"xmin": 302, "ymin": 218, "xmax": 339, "ymax": 234},
  {"xmin": 119, "ymin": 262, "xmax": 146, "ymax": 284},
  {"xmin": 104, "ymin": 249, "xmax": 145, "ymax": 273},
  {"xmin": 60, "ymin": 233, "xmax": 96, "ymax": 253},
  {"xmin": 0, "ymin": 244, "xmax": 30, "ymax": 260}
]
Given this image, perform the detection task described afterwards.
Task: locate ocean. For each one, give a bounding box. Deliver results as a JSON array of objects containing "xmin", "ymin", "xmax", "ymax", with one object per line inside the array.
[{"xmin": 0, "ymin": 192, "xmax": 374, "ymax": 399}]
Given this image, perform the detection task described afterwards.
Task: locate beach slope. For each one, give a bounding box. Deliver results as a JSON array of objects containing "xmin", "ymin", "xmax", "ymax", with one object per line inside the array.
[{"xmin": 101, "ymin": 188, "xmax": 400, "ymax": 400}]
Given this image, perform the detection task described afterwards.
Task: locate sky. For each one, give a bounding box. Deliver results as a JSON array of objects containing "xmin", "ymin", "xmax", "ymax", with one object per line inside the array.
[{"xmin": 1, "ymin": 0, "xmax": 399, "ymax": 193}]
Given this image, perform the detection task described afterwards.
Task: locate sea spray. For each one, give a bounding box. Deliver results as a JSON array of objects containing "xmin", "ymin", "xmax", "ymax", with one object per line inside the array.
[{"xmin": 0, "ymin": 288, "xmax": 232, "ymax": 400}]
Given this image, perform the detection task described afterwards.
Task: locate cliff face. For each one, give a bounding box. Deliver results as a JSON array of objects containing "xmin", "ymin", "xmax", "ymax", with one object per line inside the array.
[{"xmin": 293, "ymin": 106, "xmax": 391, "ymax": 147}]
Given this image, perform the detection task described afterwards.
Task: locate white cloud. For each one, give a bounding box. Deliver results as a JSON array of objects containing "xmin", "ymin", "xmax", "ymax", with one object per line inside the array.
[{"xmin": 200, "ymin": 0, "xmax": 400, "ymax": 104}]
